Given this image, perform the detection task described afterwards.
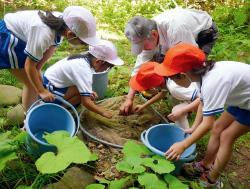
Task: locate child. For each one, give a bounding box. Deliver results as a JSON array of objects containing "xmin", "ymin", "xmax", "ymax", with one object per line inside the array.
[
  {"xmin": 129, "ymin": 62, "xmax": 199, "ymax": 129},
  {"xmin": 43, "ymin": 40, "xmax": 124, "ymax": 119},
  {"xmin": 0, "ymin": 6, "xmax": 101, "ymax": 111},
  {"xmin": 154, "ymin": 42, "xmax": 250, "ymax": 187}
]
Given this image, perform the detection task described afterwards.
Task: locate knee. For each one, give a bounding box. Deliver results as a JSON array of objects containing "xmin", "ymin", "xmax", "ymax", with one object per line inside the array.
[
  {"xmin": 211, "ymin": 122, "xmax": 223, "ymax": 136},
  {"xmin": 219, "ymin": 130, "xmax": 235, "ymax": 147}
]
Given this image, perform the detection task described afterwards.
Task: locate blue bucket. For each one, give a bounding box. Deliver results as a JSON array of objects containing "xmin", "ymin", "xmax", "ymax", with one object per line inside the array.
[
  {"xmin": 141, "ymin": 124, "xmax": 197, "ymax": 175},
  {"xmin": 25, "ymin": 97, "xmax": 79, "ymax": 156}
]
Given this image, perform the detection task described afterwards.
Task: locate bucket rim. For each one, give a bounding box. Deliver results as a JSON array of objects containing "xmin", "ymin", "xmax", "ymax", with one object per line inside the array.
[
  {"xmin": 92, "ymin": 68, "xmax": 110, "ymax": 75},
  {"xmin": 25, "ymin": 103, "xmax": 76, "ymax": 147},
  {"xmin": 144, "ymin": 124, "xmax": 196, "ymax": 158}
]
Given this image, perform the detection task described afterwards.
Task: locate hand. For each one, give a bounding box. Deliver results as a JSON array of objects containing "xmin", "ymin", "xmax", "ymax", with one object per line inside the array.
[
  {"xmin": 165, "ymin": 141, "xmax": 186, "ymax": 161},
  {"xmin": 183, "ymin": 128, "xmax": 194, "ymax": 137},
  {"xmin": 134, "ymin": 105, "xmax": 144, "ymax": 113},
  {"xmin": 120, "ymin": 98, "xmax": 133, "ymax": 116},
  {"xmin": 102, "ymin": 111, "xmax": 112, "ymax": 119},
  {"xmin": 92, "ymin": 91, "xmax": 98, "ymax": 101},
  {"xmin": 39, "ymin": 89, "xmax": 55, "ymax": 102},
  {"xmin": 167, "ymin": 109, "xmax": 184, "ymax": 121}
]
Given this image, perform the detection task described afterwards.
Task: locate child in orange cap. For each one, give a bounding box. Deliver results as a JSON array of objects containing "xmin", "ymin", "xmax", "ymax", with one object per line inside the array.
[
  {"xmin": 154, "ymin": 42, "xmax": 250, "ymax": 188},
  {"xmin": 129, "ymin": 62, "xmax": 200, "ymax": 129}
]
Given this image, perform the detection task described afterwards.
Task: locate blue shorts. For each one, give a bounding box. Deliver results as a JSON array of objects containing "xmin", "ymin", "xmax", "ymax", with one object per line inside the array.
[
  {"xmin": 43, "ymin": 74, "xmax": 68, "ymax": 105},
  {"xmin": 226, "ymin": 106, "xmax": 250, "ymax": 126},
  {"xmin": 0, "ymin": 20, "xmax": 27, "ymax": 69}
]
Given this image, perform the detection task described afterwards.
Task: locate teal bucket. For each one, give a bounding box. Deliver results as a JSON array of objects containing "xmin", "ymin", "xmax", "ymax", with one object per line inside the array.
[
  {"xmin": 25, "ymin": 97, "xmax": 79, "ymax": 156},
  {"xmin": 92, "ymin": 68, "xmax": 110, "ymax": 99},
  {"xmin": 141, "ymin": 124, "xmax": 197, "ymax": 175}
]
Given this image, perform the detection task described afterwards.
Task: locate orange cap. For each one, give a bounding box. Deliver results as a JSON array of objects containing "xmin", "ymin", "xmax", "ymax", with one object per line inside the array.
[
  {"xmin": 154, "ymin": 43, "xmax": 205, "ymax": 76},
  {"xmin": 129, "ymin": 62, "xmax": 165, "ymax": 91}
]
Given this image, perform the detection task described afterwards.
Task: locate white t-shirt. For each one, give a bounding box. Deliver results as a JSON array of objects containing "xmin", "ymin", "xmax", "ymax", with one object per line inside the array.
[
  {"xmin": 167, "ymin": 79, "xmax": 198, "ymax": 102},
  {"xmin": 4, "ymin": 10, "xmax": 63, "ymax": 62},
  {"xmin": 198, "ymin": 61, "xmax": 250, "ymax": 116},
  {"xmin": 44, "ymin": 57, "xmax": 93, "ymax": 96},
  {"xmin": 132, "ymin": 8, "xmax": 212, "ymax": 76}
]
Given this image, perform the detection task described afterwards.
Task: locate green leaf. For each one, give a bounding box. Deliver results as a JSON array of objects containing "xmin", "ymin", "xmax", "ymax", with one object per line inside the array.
[
  {"xmin": 16, "ymin": 186, "xmax": 33, "ymax": 189},
  {"xmin": 142, "ymin": 156, "xmax": 175, "ymax": 174},
  {"xmin": 116, "ymin": 161, "xmax": 145, "ymax": 174},
  {"xmin": 138, "ymin": 173, "xmax": 167, "ymax": 189},
  {"xmin": 0, "ymin": 132, "xmax": 18, "ymax": 171},
  {"xmin": 109, "ymin": 176, "xmax": 130, "ymax": 189},
  {"xmin": 89, "ymin": 153, "xmax": 99, "ymax": 161},
  {"xmin": 164, "ymin": 174, "xmax": 189, "ymax": 189},
  {"xmin": 0, "ymin": 131, "xmax": 11, "ymax": 141},
  {"xmin": 100, "ymin": 179, "xmax": 110, "ymax": 184},
  {"xmin": 35, "ymin": 131, "xmax": 91, "ymax": 173},
  {"xmin": 86, "ymin": 184, "xmax": 105, "ymax": 189},
  {"xmin": 122, "ymin": 141, "xmax": 154, "ymax": 158},
  {"xmin": 13, "ymin": 131, "xmax": 29, "ymax": 143}
]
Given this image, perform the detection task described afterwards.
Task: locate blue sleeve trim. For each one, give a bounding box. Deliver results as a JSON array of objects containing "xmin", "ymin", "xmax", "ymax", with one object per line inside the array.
[
  {"xmin": 54, "ymin": 36, "xmax": 62, "ymax": 46},
  {"xmin": 203, "ymin": 108, "xmax": 224, "ymax": 116},
  {"xmin": 191, "ymin": 89, "xmax": 198, "ymax": 101},
  {"xmin": 24, "ymin": 50, "xmax": 40, "ymax": 62},
  {"xmin": 80, "ymin": 93, "xmax": 92, "ymax": 97}
]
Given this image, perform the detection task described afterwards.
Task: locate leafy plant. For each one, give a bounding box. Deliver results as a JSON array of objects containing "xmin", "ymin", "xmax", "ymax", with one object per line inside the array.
[
  {"xmin": 87, "ymin": 141, "xmax": 189, "ymax": 188},
  {"xmin": 0, "ymin": 130, "xmax": 97, "ymax": 188}
]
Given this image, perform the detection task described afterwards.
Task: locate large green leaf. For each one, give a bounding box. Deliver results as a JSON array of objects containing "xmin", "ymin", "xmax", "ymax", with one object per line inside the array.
[
  {"xmin": 86, "ymin": 184, "xmax": 105, "ymax": 189},
  {"xmin": 13, "ymin": 131, "xmax": 29, "ymax": 143},
  {"xmin": 35, "ymin": 131, "xmax": 91, "ymax": 173},
  {"xmin": 164, "ymin": 174, "xmax": 189, "ymax": 189},
  {"xmin": 142, "ymin": 156, "xmax": 175, "ymax": 174},
  {"xmin": 122, "ymin": 141, "xmax": 154, "ymax": 158},
  {"xmin": 116, "ymin": 161, "xmax": 145, "ymax": 174},
  {"xmin": 0, "ymin": 131, "xmax": 18, "ymax": 171},
  {"xmin": 138, "ymin": 173, "xmax": 167, "ymax": 189},
  {"xmin": 109, "ymin": 176, "xmax": 130, "ymax": 189}
]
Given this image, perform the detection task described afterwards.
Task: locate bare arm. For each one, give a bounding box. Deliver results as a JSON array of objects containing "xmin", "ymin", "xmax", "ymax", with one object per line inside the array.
[
  {"xmin": 81, "ymin": 96, "xmax": 112, "ymax": 119},
  {"xmin": 25, "ymin": 46, "xmax": 57, "ymax": 102},
  {"xmin": 134, "ymin": 91, "xmax": 167, "ymax": 113},
  {"xmin": 120, "ymin": 87, "xmax": 136, "ymax": 115},
  {"xmin": 165, "ymin": 114, "xmax": 215, "ymax": 161},
  {"xmin": 168, "ymin": 95, "xmax": 200, "ymax": 121}
]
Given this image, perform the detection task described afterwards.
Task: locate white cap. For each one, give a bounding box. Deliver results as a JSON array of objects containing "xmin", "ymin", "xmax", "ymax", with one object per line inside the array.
[
  {"xmin": 63, "ymin": 6, "xmax": 101, "ymax": 46},
  {"xmin": 124, "ymin": 16, "xmax": 152, "ymax": 56},
  {"xmin": 89, "ymin": 40, "xmax": 124, "ymax": 66}
]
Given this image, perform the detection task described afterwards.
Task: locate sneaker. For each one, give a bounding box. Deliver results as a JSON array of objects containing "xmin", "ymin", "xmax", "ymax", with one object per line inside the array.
[
  {"xmin": 183, "ymin": 161, "xmax": 211, "ymax": 176},
  {"xmin": 194, "ymin": 173, "xmax": 223, "ymax": 188}
]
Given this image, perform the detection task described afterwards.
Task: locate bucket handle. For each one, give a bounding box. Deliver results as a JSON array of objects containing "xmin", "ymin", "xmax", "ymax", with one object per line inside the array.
[{"xmin": 27, "ymin": 97, "xmax": 80, "ymax": 136}]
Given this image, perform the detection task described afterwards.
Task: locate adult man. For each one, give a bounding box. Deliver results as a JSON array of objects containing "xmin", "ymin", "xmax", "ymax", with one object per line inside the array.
[{"xmin": 120, "ymin": 8, "xmax": 219, "ymax": 115}]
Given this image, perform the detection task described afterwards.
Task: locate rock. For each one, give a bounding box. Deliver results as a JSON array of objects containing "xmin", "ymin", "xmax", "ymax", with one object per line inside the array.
[
  {"xmin": 42, "ymin": 167, "xmax": 95, "ymax": 189},
  {"xmin": 88, "ymin": 142, "xmax": 96, "ymax": 148},
  {"xmin": 97, "ymin": 144, "xmax": 104, "ymax": 149},
  {"xmin": 0, "ymin": 85, "xmax": 22, "ymax": 106},
  {"xmin": 6, "ymin": 104, "xmax": 25, "ymax": 126}
]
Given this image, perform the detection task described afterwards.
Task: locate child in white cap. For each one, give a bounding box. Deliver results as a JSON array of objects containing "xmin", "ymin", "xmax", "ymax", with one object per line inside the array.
[
  {"xmin": 0, "ymin": 6, "xmax": 101, "ymax": 110},
  {"xmin": 42, "ymin": 40, "xmax": 124, "ymax": 119}
]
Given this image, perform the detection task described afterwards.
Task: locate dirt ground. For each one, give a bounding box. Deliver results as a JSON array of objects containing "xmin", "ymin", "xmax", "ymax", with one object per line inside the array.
[{"xmin": 78, "ymin": 130, "xmax": 250, "ymax": 189}]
